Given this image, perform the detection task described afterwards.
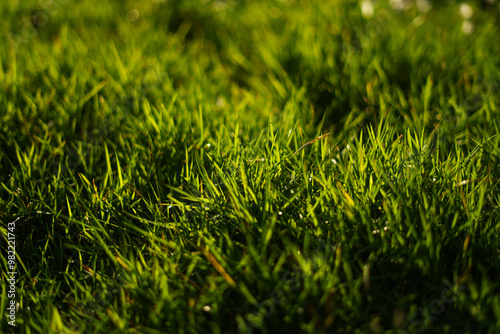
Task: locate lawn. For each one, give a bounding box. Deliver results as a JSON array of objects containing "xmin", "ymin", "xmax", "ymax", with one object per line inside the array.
[{"xmin": 1, "ymin": 0, "xmax": 500, "ymax": 333}]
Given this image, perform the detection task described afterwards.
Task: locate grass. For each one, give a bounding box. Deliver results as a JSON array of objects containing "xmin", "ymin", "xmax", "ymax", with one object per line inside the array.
[{"xmin": 1, "ymin": 0, "xmax": 500, "ymax": 333}]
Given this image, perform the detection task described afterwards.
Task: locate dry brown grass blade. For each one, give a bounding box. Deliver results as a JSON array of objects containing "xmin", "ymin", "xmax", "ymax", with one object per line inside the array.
[
  {"xmin": 199, "ymin": 244, "xmax": 236, "ymax": 288},
  {"xmin": 115, "ymin": 251, "xmax": 132, "ymax": 272},
  {"xmin": 294, "ymin": 133, "xmax": 330, "ymax": 156},
  {"xmin": 457, "ymin": 263, "xmax": 473, "ymax": 285}
]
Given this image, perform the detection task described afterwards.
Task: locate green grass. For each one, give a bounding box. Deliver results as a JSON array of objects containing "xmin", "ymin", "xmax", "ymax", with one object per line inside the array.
[{"xmin": 1, "ymin": 0, "xmax": 500, "ymax": 333}]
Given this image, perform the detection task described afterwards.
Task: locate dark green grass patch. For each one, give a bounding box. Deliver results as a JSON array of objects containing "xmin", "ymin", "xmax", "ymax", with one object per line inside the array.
[{"xmin": 1, "ymin": 0, "xmax": 500, "ymax": 333}]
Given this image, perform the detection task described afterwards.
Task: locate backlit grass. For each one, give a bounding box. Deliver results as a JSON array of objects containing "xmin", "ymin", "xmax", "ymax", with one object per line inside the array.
[{"xmin": 1, "ymin": 0, "xmax": 500, "ymax": 333}]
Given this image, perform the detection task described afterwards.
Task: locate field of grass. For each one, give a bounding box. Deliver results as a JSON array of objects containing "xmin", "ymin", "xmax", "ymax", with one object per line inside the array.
[{"xmin": 1, "ymin": 0, "xmax": 500, "ymax": 333}]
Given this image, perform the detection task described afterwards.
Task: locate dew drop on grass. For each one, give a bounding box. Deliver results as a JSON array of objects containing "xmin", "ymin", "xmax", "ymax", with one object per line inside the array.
[
  {"xmin": 126, "ymin": 9, "xmax": 140, "ymax": 22},
  {"xmin": 216, "ymin": 97, "xmax": 226, "ymax": 108},
  {"xmin": 459, "ymin": 4, "xmax": 473, "ymax": 19},
  {"xmin": 361, "ymin": 1, "xmax": 374, "ymax": 19},
  {"xmin": 269, "ymin": 7, "xmax": 282, "ymax": 18},
  {"xmin": 416, "ymin": 0, "xmax": 432, "ymax": 13},
  {"xmin": 462, "ymin": 20, "xmax": 474, "ymax": 35}
]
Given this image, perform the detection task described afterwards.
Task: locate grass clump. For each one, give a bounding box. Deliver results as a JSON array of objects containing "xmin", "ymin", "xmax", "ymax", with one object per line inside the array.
[{"xmin": 1, "ymin": 0, "xmax": 500, "ymax": 333}]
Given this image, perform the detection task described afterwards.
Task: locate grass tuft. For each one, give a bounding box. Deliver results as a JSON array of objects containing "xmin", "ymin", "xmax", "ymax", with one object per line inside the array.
[{"xmin": 1, "ymin": 0, "xmax": 500, "ymax": 333}]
